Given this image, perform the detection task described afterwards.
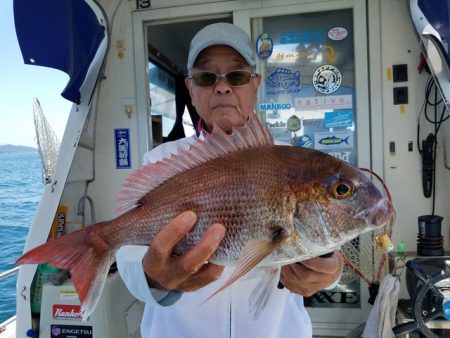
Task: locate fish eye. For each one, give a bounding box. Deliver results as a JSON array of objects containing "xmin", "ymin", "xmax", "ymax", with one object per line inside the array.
[{"xmin": 330, "ymin": 179, "xmax": 354, "ymax": 199}]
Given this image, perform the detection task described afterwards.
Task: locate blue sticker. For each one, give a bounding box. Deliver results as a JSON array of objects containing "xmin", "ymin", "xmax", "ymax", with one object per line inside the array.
[
  {"xmin": 265, "ymin": 67, "xmax": 301, "ymax": 95},
  {"xmin": 314, "ymin": 131, "xmax": 353, "ymax": 150},
  {"xmin": 280, "ymin": 30, "xmax": 325, "ymax": 44},
  {"xmin": 324, "ymin": 111, "xmax": 353, "ymax": 129},
  {"xmin": 296, "ymin": 135, "xmax": 313, "ymax": 148},
  {"xmin": 259, "ymin": 102, "xmax": 291, "ymax": 111},
  {"xmin": 256, "ymin": 33, "xmax": 273, "ymax": 60},
  {"xmin": 115, "ymin": 128, "xmax": 131, "ymax": 169}
]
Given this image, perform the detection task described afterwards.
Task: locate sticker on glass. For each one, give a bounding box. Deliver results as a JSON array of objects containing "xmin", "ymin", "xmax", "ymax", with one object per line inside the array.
[
  {"xmin": 328, "ymin": 27, "xmax": 348, "ymax": 41},
  {"xmin": 256, "ymin": 33, "xmax": 273, "ymax": 60},
  {"xmin": 295, "ymin": 135, "xmax": 313, "ymax": 148},
  {"xmin": 287, "ymin": 115, "xmax": 302, "ymax": 132},
  {"xmin": 324, "ymin": 111, "xmax": 353, "ymax": 129},
  {"xmin": 314, "ymin": 131, "xmax": 353, "ymax": 150},
  {"xmin": 312, "ymin": 65, "xmax": 342, "ymax": 94}
]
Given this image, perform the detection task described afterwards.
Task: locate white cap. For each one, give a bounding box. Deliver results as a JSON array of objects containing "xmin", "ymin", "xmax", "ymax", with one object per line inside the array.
[{"xmin": 187, "ymin": 23, "xmax": 256, "ymax": 72}]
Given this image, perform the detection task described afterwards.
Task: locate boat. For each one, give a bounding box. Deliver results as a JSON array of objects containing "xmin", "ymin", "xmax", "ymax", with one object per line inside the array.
[{"xmin": 2, "ymin": 0, "xmax": 450, "ymax": 337}]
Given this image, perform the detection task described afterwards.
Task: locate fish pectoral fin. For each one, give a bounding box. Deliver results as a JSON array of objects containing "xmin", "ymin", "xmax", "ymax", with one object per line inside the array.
[
  {"xmin": 202, "ymin": 239, "xmax": 281, "ymax": 304},
  {"xmin": 249, "ymin": 267, "xmax": 280, "ymax": 320}
]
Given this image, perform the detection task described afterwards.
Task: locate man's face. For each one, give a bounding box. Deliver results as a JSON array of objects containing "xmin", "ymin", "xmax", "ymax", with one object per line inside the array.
[{"xmin": 185, "ymin": 45, "xmax": 261, "ymax": 132}]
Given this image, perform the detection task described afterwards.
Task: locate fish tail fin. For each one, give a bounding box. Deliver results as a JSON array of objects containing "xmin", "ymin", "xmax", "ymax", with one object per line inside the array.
[{"xmin": 16, "ymin": 223, "xmax": 114, "ymax": 320}]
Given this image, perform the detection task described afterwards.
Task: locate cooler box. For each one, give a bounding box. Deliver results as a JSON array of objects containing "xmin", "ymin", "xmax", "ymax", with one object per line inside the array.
[{"xmin": 39, "ymin": 273, "xmax": 144, "ymax": 338}]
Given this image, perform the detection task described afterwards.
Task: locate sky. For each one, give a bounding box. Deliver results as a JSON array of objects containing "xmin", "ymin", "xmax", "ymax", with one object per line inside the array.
[{"xmin": 0, "ymin": 0, "xmax": 72, "ymax": 148}]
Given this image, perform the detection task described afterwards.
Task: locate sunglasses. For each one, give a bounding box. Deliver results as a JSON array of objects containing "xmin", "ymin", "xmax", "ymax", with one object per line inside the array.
[{"xmin": 188, "ymin": 70, "xmax": 258, "ymax": 87}]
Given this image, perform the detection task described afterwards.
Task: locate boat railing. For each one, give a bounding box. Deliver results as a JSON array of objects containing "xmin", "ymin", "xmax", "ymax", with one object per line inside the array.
[
  {"xmin": 0, "ymin": 267, "xmax": 19, "ymax": 329},
  {"xmin": 0, "ymin": 266, "xmax": 19, "ymax": 281}
]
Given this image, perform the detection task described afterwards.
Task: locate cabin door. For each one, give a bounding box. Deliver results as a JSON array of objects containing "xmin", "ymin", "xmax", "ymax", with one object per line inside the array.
[
  {"xmin": 133, "ymin": 1, "xmax": 375, "ymax": 335},
  {"xmin": 236, "ymin": 2, "xmax": 373, "ymax": 335}
]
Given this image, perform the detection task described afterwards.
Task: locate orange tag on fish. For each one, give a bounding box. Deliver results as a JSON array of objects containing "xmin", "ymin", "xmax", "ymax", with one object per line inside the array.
[{"xmin": 375, "ymin": 233, "xmax": 394, "ymax": 253}]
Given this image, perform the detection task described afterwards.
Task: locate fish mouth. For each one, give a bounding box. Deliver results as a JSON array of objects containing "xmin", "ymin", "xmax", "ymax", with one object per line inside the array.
[{"xmin": 353, "ymin": 198, "xmax": 395, "ymax": 229}]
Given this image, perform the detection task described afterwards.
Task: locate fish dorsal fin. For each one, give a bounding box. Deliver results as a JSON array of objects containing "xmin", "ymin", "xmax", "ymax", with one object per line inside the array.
[{"xmin": 116, "ymin": 113, "xmax": 273, "ymax": 212}]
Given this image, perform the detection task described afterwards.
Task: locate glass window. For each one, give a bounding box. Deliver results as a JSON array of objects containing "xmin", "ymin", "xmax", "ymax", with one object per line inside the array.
[{"xmin": 252, "ymin": 9, "xmax": 357, "ymax": 166}]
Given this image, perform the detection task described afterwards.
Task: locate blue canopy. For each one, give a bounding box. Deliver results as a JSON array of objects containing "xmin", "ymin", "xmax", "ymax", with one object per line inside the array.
[
  {"xmin": 417, "ymin": 0, "xmax": 450, "ymax": 63},
  {"xmin": 13, "ymin": 0, "xmax": 106, "ymax": 104}
]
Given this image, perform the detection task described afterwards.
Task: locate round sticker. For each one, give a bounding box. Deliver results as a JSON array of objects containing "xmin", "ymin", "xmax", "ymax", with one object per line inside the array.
[
  {"xmin": 328, "ymin": 27, "xmax": 348, "ymax": 41},
  {"xmin": 312, "ymin": 65, "xmax": 342, "ymax": 94},
  {"xmin": 287, "ymin": 115, "xmax": 302, "ymax": 132},
  {"xmin": 256, "ymin": 33, "xmax": 273, "ymax": 60}
]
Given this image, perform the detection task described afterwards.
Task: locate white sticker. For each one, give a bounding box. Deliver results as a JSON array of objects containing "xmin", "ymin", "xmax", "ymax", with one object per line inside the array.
[
  {"xmin": 328, "ymin": 27, "xmax": 348, "ymax": 41},
  {"xmin": 295, "ymin": 95, "xmax": 352, "ymax": 110},
  {"xmin": 312, "ymin": 65, "xmax": 342, "ymax": 94},
  {"xmin": 59, "ymin": 290, "xmax": 79, "ymax": 300}
]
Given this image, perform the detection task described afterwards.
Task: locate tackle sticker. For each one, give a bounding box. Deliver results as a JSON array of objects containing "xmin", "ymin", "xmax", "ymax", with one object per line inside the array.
[
  {"xmin": 256, "ymin": 33, "xmax": 273, "ymax": 60},
  {"xmin": 312, "ymin": 65, "xmax": 342, "ymax": 94},
  {"xmin": 295, "ymin": 95, "xmax": 353, "ymax": 110},
  {"xmin": 314, "ymin": 131, "xmax": 353, "ymax": 150},
  {"xmin": 51, "ymin": 324, "xmax": 92, "ymax": 338},
  {"xmin": 115, "ymin": 128, "xmax": 131, "ymax": 169},
  {"xmin": 53, "ymin": 304, "xmax": 82, "ymax": 320},
  {"xmin": 324, "ymin": 111, "xmax": 353, "ymax": 129},
  {"xmin": 265, "ymin": 67, "xmax": 301, "ymax": 95},
  {"xmin": 328, "ymin": 27, "xmax": 348, "ymax": 41}
]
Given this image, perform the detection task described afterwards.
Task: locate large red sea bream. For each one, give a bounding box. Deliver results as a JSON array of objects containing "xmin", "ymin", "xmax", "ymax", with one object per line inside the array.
[{"xmin": 17, "ymin": 113, "xmax": 394, "ymax": 320}]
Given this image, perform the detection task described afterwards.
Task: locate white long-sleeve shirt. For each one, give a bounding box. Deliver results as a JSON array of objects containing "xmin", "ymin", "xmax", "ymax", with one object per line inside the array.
[{"xmin": 116, "ymin": 136, "xmax": 313, "ymax": 338}]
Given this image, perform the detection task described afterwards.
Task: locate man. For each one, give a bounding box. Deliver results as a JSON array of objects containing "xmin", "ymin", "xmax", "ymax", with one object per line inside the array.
[{"xmin": 116, "ymin": 22, "xmax": 344, "ymax": 338}]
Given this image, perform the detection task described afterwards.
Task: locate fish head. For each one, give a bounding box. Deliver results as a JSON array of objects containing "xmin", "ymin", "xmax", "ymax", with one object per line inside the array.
[{"xmin": 292, "ymin": 160, "xmax": 394, "ymax": 255}]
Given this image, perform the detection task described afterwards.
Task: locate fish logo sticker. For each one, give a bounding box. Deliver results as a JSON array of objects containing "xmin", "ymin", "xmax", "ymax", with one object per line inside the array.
[
  {"xmin": 314, "ymin": 131, "xmax": 353, "ymax": 150},
  {"xmin": 266, "ymin": 67, "xmax": 300, "ymax": 90},
  {"xmin": 328, "ymin": 27, "xmax": 348, "ymax": 41},
  {"xmin": 256, "ymin": 33, "xmax": 273, "ymax": 60},
  {"xmin": 312, "ymin": 65, "xmax": 342, "ymax": 94}
]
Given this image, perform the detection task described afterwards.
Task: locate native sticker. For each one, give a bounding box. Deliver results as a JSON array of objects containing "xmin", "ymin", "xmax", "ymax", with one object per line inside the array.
[
  {"xmin": 256, "ymin": 33, "xmax": 273, "ymax": 60},
  {"xmin": 314, "ymin": 131, "xmax": 353, "ymax": 150},
  {"xmin": 328, "ymin": 27, "xmax": 348, "ymax": 41},
  {"xmin": 312, "ymin": 65, "xmax": 342, "ymax": 94}
]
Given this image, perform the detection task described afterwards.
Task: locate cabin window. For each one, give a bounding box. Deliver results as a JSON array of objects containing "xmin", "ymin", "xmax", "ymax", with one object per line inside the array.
[{"xmin": 148, "ymin": 61, "xmax": 195, "ymax": 147}]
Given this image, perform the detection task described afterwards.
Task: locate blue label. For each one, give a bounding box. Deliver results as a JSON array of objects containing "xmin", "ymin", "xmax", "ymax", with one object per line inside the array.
[
  {"xmin": 115, "ymin": 128, "xmax": 131, "ymax": 169},
  {"xmin": 324, "ymin": 111, "xmax": 353, "ymax": 129},
  {"xmin": 280, "ymin": 30, "xmax": 325, "ymax": 44},
  {"xmin": 259, "ymin": 102, "xmax": 291, "ymax": 111}
]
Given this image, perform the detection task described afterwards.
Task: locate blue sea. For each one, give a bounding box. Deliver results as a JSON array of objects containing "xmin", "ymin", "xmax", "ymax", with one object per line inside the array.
[{"xmin": 0, "ymin": 150, "xmax": 43, "ymax": 324}]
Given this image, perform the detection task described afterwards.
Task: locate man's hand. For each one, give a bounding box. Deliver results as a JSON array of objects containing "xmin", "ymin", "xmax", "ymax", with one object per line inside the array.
[
  {"xmin": 280, "ymin": 251, "xmax": 344, "ymax": 296},
  {"xmin": 142, "ymin": 211, "xmax": 226, "ymax": 292}
]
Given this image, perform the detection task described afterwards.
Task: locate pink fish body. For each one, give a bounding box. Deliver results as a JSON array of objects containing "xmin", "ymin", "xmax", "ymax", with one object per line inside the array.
[{"xmin": 17, "ymin": 114, "xmax": 394, "ymax": 320}]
